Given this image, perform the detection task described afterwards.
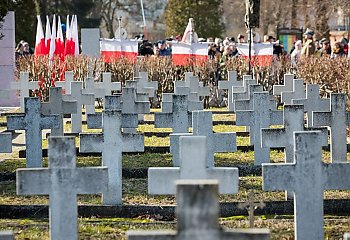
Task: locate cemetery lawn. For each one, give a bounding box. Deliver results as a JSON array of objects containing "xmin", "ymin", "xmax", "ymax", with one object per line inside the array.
[{"xmin": 0, "ymin": 215, "xmax": 349, "ymax": 239}]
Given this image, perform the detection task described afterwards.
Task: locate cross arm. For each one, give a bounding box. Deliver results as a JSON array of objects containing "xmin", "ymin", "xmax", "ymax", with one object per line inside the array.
[
  {"xmin": 261, "ymin": 128, "xmax": 287, "ymax": 148},
  {"xmin": 234, "ymin": 100, "xmax": 250, "ymax": 111},
  {"xmin": 40, "ymin": 115, "xmax": 60, "ymax": 129},
  {"xmin": 87, "ymin": 113, "xmax": 102, "ymax": 129},
  {"xmin": 269, "ymin": 111, "xmax": 283, "ymax": 125},
  {"xmin": 16, "ymin": 169, "xmax": 50, "ymax": 195},
  {"xmin": 62, "ymin": 101, "xmax": 78, "ymax": 114},
  {"xmin": 236, "ymin": 111, "xmax": 253, "ymax": 127},
  {"xmin": 122, "ymin": 133, "xmax": 144, "ymax": 152},
  {"xmin": 154, "ymin": 113, "xmax": 173, "ymax": 128},
  {"xmin": 79, "ymin": 133, "xmax": 103, "ymax": 153},
  {"xmin": 0, "ymin": 133, "xmax": 12, "ymax": 153},
  {"xmin": 324, "ymin": 163, "xmax": 350, "ymax": 190},
  {"xmin": 218, "ymin": 80, "xmax": 231, "ymax": 90},
  {"xmin": 87, "ymin": 113, "xmax": 139, "ymax": 129},
  {"xmin": 213, "ymin": 133, "xmax": 237, "ymax": 152},
  {"xmin": 75, "ymin": 167, "xmax": 108, "ymax": 194},
  {"xmin": 312, "ymin": 111, "xmax": 331, "ymax": 127},
  {"xmin": 148, "ymin": 167, "xmax": 180, "ymax": 195},
  {"xmin": 6, "ymin": 115, "xmax": 26, "ymax": 130},
  {"xmin": 262, "ymin": 163, "xmax": 294, "ymax": 191}
]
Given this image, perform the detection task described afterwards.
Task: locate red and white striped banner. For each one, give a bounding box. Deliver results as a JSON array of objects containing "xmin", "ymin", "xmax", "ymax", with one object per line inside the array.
[
  {"xmin": 100, "ymin": 39, "xmax": 138, "ymax": 62},
  {"xmin": 172, "ymin": 42, "xmax": 208, "ymax": 66},
  {"xmin": 236, "ymin": 43, "xmax": 273, "ymax": 67}
]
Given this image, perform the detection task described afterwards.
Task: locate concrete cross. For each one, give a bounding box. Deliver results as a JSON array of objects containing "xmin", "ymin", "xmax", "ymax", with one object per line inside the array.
[
  {"xmin": 134, "ymin": 71, "xmax": 158, "ymax": 98},
  {"xmin": 17, "ymin": 136, "xmax": 108, "ymax": 240},
  {"xmin": 0, "ymin": 230, "xmax": 14, "ymax": 240},
  {"xmin": 281, "ymin": 79, "xmax": 306, "ymax": 104},
  {"xmin": 0, "ymin": 132, "xmax": 12, "ymax": 153},
  {"xmin": 155, "ymin": 94, "xmax": 192, "ymax": 133},
  {"xmin": 238, "ymin": 192, "xmax": 265, "ymax": 228},
  {"xmin": 234, "ymin": 84, "xmax": 263, "ymax": 111},
  {"xmin": 312, "ymin": 93, "xmax": 350, "ymax": 163},
  {"xmin": 63, "ymin": 82, "xmax": 95, "ymax": 133},
  {"xmin": 160, "ymin": 93, "xmax": 174, "ymax": 113},
  {"xmin": 262, "ymin": 131, "xmax": 350, "ymax": 240},
  {"xmin": 7, "ymin": 97, "xmax": 59, "ymax": 167},
  {"xmin": 41, "ymin": 87, "xmax": 77, "ymax": 136},
  {"xmin": 232, "ymin": 75, "xmax": 255, "ymax": 93},
  {"xmin": 236, "ymin": 92, "xmax": 283, "ymax": 165},
  {"xmin": 130, "ymin": 179, "xmax": 270, "ymax": 240},
  {"xmin": 148, "ymin": 136, "xmax": 239, "ymax": 195},
  {"xmin": 218, "ymin": 71, "xmax": 240, "ymax": 111},
  {"xmin": 292, "ymin": 84, "xmax": 330, "ymax": 127},
  {"xmin": 121, "ymin": 85, "xmax": 150, "ymax": 114},
  {"xmin": 80, "ymin": 96, "xmax": 143, "ymax": 205},
  {"xmin": 272, "ymin": 74, "xmax": 294, "ymax": 96},
  {"xmin": 10, "ymin": 72, "xmax": 38, "ymax": 111},
  {"xmin": 170, "ymin": 110, "xmax": 236, "ymax": 167},
  {"xmin": 54, "ymin": 71, "xmax": 74, "ymax": 94},
  {"xmin": 261, "ymin": 104, "xmax": 328, "ymax": 163}
]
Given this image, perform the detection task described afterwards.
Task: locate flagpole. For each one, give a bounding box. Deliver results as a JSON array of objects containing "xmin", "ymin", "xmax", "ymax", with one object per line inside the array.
[
  {"xmin": 248, "ymin": 27, "xmax": 252, "ymax": 75},
  {"xmin": 140, "ymin": 0, "xmax": 147, "ymax": 39}
]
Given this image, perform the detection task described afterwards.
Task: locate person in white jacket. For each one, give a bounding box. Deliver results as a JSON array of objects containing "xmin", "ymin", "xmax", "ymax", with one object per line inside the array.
[{"xmin": 291, "ymin": 40, "xmax": 303, "ymax": 67}]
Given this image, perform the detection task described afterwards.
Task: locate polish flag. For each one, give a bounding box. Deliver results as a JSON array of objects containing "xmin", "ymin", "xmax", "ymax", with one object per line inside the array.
[
  {"xmin": 49, "ymin": 14, "xmax": 56, "ymax": 60},
  {"xmin": 181, "ymin": 18, "xmax": 198, "ymax": 43},
  {"xmin": 34, "ymin": 15, "xmax": 46, "ymax": 56},
  {"xmin": 71, "ymin": 15, "xmax": 79, "ymax": 55},
  {"xmin": 64, "ymin": 15, "xmax": 73, "ymax": 56},
  {"xmin": 172, "ymin": 42, "xmax": 208, "ymax": 66},
  {"xmin": 55, "ymin": 16, "xmax": 64, "ymax": 60},
  {"xmin": 236, "ymin": 43, "xmax": 273, "ymax": 67},
  {"xmin": 100, "ymin": 39, "xmax": 138, "ymax": 62},
  {"xmin": 44, "ymin": 16, "xmax": 51, "ymax": 54}
]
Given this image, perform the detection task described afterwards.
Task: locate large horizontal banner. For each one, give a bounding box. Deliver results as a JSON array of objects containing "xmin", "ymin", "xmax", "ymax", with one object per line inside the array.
[
  {"xmin": 100, "ymin": 39, "xmax": 138, "ymax": 62},
  {"xmin": 236, "ymin": 43, "xmax": 273, "ymax": 67},
  {"xmin": 172, "ymin": 42, "xmax": 208, "ymax": 66}
]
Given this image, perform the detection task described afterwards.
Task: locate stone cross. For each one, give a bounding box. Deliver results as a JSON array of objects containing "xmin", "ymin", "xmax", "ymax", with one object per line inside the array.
[
  {"xmin": 312, "ymin": 93, "xmax": 350, "ymax": 163},
  {"xmin": 134, "ymin": 71, "xmax": 158, "ymax": 98},
  {"xmin": 0, "ymin": 231, "xmax": 14, "ymax": 240},
  {"xmin": 148, "ymin": 136, "xmax": 239, "ymax": 195},
  {"xmin": 234, "ymin": 84, "xmax": 263, "ymax": 111},
  {"xmin": 130, "ymin": 179, "xmax": 270, "ymax": 240},
  {"xmin": 54, "ymin": 71, "xmax": 74, "ymax": 94},
  {"xmin": 7, "ymin": 97, "xmax": 59, "ymax": 167},
  {"xmin": 101, "ymin": 72, "xmax": 122, "ymax": 94},
  {"xmin": 236, "ymin": 92, "xmax": 283, "ymax": 165},
  {"xmin": 41, "ymin": 87, "xmax": 77, "ymax": 136},
  {"xmin": 17, "ymin": 136, "xmax": 108, "ymax": 240},
  {"xmin": 121, "ymin": 85, "xmax": 150, "ymax": 114},
  {"xmin": 170, "ymin": 110, "xmax": 236, "ymax": 167},
  {"xmin": 281, "ymin": 79, "xmax": 306, "ymax": 104},
  {"xmin": 0, "ymin": 132, "xmax": 12, "ymax": 153},
  {"xmin": 218, "ymin": 71, "xmax": 240, "ymax": 111},
  {"xmin": 155, "ymin": 94, "xmax": 192, "ymax": 133},
  {"xmin": 80, "ymin": 96, "xmax": 143, "ymax": 205},
  {"xmin": 161, "ymin": 93, "xmax": 174, "ymax": 113},
  {"xmin": 292, "ymin": 84, "xmax": 330, "ymax": 127},
  {"xmin": 238, "ymin": 191, "xmax": 265, "ymax": 228},
  {"xmin": 232, "ymin": 75, "xmax": 255, "ymax": 93},
  {"xmin": 10, "ymin": 72, "xmax": 38, "ymax": 111},
  {"xmin": 262, "ymin": 131, "xmax": 350, "ymax": 240},
  {"xmin": 63, "ymin": 81, "xmax": 95, "ymax": 133},
  {"xmin": 231, "ymin": 79, "xmax": 258, "ymax": 102},
  {"xmin": 272, "ymin": 74, "xmax": 294, "ymax": 96}
]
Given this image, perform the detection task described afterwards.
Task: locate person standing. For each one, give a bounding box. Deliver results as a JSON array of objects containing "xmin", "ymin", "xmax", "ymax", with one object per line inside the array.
[{"xmin": 301, "ymin": 28, "xmax": 316, "ymax": 57}]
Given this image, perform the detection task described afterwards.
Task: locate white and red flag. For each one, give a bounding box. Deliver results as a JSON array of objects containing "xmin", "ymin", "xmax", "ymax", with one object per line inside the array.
[
  {"xmin": 181, "ymin": 18, "xmax": 198, "ymax": 43},
  {"xmin": 34, "ymin": 15, "xmax": 46, "ymax": 56},
  {"xmin": 44, "ymin": 16, "xmax": 51, "ymax": 55},
  {"xmin": 172, "ymin": 42, "xmax": 208, "ymax": 66},
  {"xmin": 71, "ymin": 15, "xmax": 79, "ymax": 55},
  {"xmin": 55, "ymin": 16, "xmax": 64, "ymax": 60},
  {"xmin": 64, "ymin": 15, "xmax": 73, "ymax": 56},
  {"xmin": 236, "ymin": 43, "xmax": 273, "ymax": 67},
  {"xmin": 100, "ymin": 39, "xmax": 138, "ymax": 62},
  {"xmin": 48, "ymin": 14, "xmax": 56, "ymax": 60}
]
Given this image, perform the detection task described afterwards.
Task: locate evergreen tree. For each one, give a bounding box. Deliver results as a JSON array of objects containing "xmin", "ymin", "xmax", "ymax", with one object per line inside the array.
[{"xmin": 164, "ymin": 0, "xmax": 225, "ymax": 39}]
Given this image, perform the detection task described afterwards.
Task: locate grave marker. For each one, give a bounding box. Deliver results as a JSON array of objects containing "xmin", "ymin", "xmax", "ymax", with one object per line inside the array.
[
  {"xmin": 0, "ymin": 132, "xmax": 12, "ymax": 153},
  {"xmin": 54, "ymin": 71, "xmax": 74, "ymax": 94},
  {"xmin": 130, "ymin": 179, "xmax": 270, "ymax": 240},
  {"xmin": 234, "ymin": 84, "xmax": 263, "ymax": 111},
  {"xmin": 292, "ymin": 84, "xmax": 330, "ymax": 127},
  {"xmin": 7, "ymin": 98, "xmax": 59, "ymax": 167},
  {"xmin": 63, "ymin": 82, "xmax": 95, "ymax": 133},
  {"xmin": 236, "ymin": 92, "xmax": 283, "ymax": 165},
  {"xmin": 312, "ymin": 93, "xmax": 350, "ymax": 163},
  {"xmin": 281, "ymin": 79, "xmax": 305, "ymax": 104},
  {"xmin": 170, "ymin": 111, "xmax": 236, "ymax": 167},
  {"xmin": 135, "ymin": 71, "xmax": 158, "ymax": 98},
  {"xmin": 262, "ymin": 131, "xmax": 350, "ymax": 240},
  {"xmin": 272, "ymin": 74, "xmax": 294, "ymax": 96},
  {"xmin": 81, "ymin": 28, "xmax": 100, "ymax": 58},
  {"xmin": 17, "ymin": 136, "xmax": 108, "ymax": 240},
  {"xmin": 238, "ymin": 192, "xmax": 265, "ymax": 228},
  {"xmin": 148, "ymin": 136, "xmax": 239, "ymax": 194},
  {"xmin": 41, "ymin": 87, "xmax": 77, "ymax": 136},
  {"xmin": 0, "ymin": 231, "xmax": 14, "ymax": 240},
  {"xmin": 10, "ymin": 72, "xmax": 38, "ymax": 111},
  {"xmin": 155, "ymin": 94, "xmax": 192, "ymax": 133}
]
